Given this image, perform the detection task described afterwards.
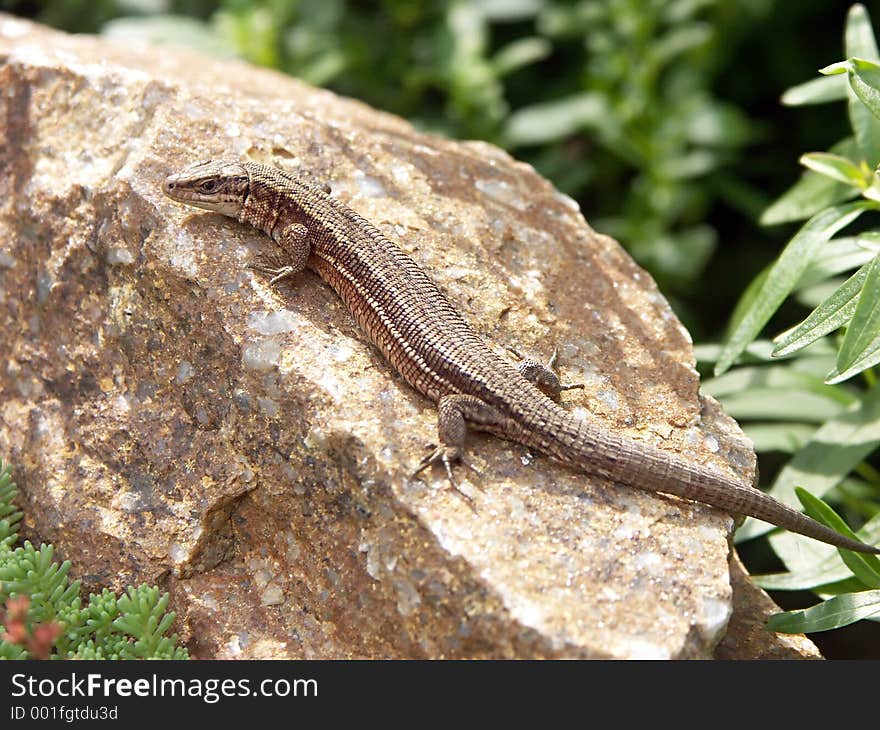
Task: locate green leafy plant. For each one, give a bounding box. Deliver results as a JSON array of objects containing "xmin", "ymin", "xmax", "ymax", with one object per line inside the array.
[
  {"xmin": 702, "ymin": 3, "xmax": 880, "ymax": 634},
  {"xmin": 0, "ymin": 460, "xmax": 188, "ymax": 659},
  {"xmin": 61, "ymin": 0, "xmax": 764, "ymax": 306}
]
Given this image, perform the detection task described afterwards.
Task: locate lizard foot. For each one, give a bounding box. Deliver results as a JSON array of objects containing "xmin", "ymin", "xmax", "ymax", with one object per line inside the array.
[
  {"xmin": 249, "ymin": 254, "xmax": 299, "ymax": 284},
  {"xmin": 507, "ymin": 345, "xmax": 584, "ymax": 398},
  {"xmin": 411, "ymin": 444, "xmax": 481, "ymax": 503}
]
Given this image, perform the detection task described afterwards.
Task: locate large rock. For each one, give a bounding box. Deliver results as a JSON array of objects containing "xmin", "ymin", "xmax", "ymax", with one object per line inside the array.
[{"xmin": 0, "ymin": 15, "xmax": 818, "ymax": 659}]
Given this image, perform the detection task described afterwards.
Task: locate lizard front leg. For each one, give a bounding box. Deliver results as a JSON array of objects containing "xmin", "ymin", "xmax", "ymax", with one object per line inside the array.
[
  {"xmin": 251, "ymin": 222, "xmax": 311, "ymax": 283},
  {"xmin": 412, "ymin": 394, "xmax": 510, "ymax": 500}
]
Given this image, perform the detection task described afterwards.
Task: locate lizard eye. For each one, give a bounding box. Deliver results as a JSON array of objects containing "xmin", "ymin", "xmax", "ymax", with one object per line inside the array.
[{"xmin": 200, "ymin": 180, "xmax": 219, "ymax": 194}]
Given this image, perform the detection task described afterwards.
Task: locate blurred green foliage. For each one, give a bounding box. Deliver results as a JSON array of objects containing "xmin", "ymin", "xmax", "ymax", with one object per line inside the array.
[{"xmin": 7, "ymin": 0, "xmax": 780, "ymax": 319}]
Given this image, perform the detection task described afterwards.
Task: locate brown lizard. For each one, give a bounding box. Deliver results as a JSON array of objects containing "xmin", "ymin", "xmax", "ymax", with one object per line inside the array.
[{"xmin": 163, "ymin": 159, "xmax": 880, "ymax": 554}]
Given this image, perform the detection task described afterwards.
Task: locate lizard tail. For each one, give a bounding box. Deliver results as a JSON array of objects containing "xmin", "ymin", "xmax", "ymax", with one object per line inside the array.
[{"xmin": 541, "ymin": 414, "xmax": 880, "ymax": 554}]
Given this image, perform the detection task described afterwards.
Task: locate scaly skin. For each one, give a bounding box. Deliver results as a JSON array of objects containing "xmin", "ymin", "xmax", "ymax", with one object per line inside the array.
[{"xmin": 163, "ymin": 159, "xmax": 880, "ymax": 554}]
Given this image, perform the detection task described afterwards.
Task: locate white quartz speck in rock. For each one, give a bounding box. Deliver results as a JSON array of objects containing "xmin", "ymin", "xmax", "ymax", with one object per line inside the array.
[
  {"xmin": 699, "ymin": 596, "xmax": 732, "ymax": 641},
  {"xmin": 623, "ymin": 639, "xmax": 671, "ymax": 660},
  {"xmin": 354, "ymin": 170, "xmax": 386, "ymax": 198},
  {"xmin": 508, "ymin": 270, "xmax": 545, "ymax": 301},
  {"xmin": 168, "ymin": 542, "xmax": 187, "ymax": 563},
  {"xmin": 362, "ymin": 542, "xmax": 381, "ymax": 580},
  {"xmin": 117, "ymin": 492, "xmax": 139, "ymax": 513},
  {"xmin": 242, "ymin": 340, "xmax": 281, "ymax": 371},
  {"xmin": 596, "ymin": 389, "xmax": 621, "ymax": 411},
  {"xmin": 632, "ymin": 551, "xmax": 663, "ymax": 572},
  {"xmin": 317, "ymin": 370, "xmax": 344, "ymax": 401},
  {"xmin": 106, "ymin": 247, "xmax": 134, "ymax": 265},
  {"xmin": 474, "ymin": 178, "xmax": 526, "ymax": 211},
  {"xmin": 391, "ymin": 164, "xmax": 413, "ymax": 185},
  {"xmin": 225, "ymin": 636, "xmax": 243, "ymax": 656},
  {"xmin": 175, "ymin": 360, "xmax": 194, "ymax": 384},
  {"xmin": 330, "ymin": 342, "xmax": 354, "ymax": 362},
  {"xmin": 248, "ymin": 309, "xmax": 301, "ymax": 335},
  {"xmin": 394, "ymin": 579, "xmax": 421, "ymax": 616},
  {"xmin": 260, "ymin": 585, "xmax": 285, "ymax": 606},
  {"xmin": 304, "ymin": 426, "xmax": 326, "ymax": 450},
  {"xmin": 142, "ymin": 82, "xmax": 168, "ymax": 109}
]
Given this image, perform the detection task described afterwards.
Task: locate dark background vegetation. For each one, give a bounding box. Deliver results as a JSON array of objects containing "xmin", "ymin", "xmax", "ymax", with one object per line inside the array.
[
  {"xmin": 2, "ymin": 0, "xmax": 860, "ymax": 338},
  {"xmin": 3, "ymin": 0, "xmax": 878, "ymax": 657}
]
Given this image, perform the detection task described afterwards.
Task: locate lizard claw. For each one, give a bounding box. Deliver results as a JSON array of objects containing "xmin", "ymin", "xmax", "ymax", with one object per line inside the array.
[
  {"xmin": 411, "ymin": 445, "xmax": 477, "ymax": 504},
  {"xmin": 248, "ymin": 254, "xmax": 299, "ymax": 284},
  {"xmin": 249, "ymin": 261, "xmax": 298, "ymax": 284}
]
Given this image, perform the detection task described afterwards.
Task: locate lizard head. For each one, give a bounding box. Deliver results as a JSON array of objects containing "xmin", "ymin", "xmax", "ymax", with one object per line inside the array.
[{"xmin": 163, "ymin": 160, "xmax": 249, "ymax": 217}]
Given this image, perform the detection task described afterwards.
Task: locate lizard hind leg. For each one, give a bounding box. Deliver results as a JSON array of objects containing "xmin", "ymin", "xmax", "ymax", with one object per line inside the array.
[
  {"xmin": 411, "ymin": 394, "xmax": 506, "ymax": 502},
  {"xmin": 507, "ymin": 346, "xmax": 584, "ymax": 399}
]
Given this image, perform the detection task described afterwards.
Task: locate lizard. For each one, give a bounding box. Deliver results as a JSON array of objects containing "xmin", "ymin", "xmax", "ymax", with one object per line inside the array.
[{"xmin": 162, "ymin": 159, "xmax": 880, "ymax": 555}]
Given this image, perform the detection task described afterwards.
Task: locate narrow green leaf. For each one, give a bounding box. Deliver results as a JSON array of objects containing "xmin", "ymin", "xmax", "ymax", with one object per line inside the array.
[
  {"xmin": 796, "ymin": 488, "xmax": 880, "ymax": 587},
  {"xmin": 820, "ymin": 61, "xmax": 851, "ymax": 76},
  {"xmin": 795, "ymin": 277, "xmax": 851, "ymax": 309},
  {"xmin": 702, "ymin": 364, "xmax": 851, "ymax": 401},
  {"xmin": 755, "ymin": 557, "xmax": 854, "ymax": 591},
  {"xmin": 761, "ymin": 139, "xmax": 860, "ymax": 226},
  {"xmin": 717, "ymin": 389, "xmax": 846, "ymax": 422},
  {"xmin": 503, "ymin": 92, "xmax": 606, "ymax": 146},
  {"xmin": 826, "ymin": 328, "xmax": 880, "ymax": 383},
  {"xmin": 845, "ymin": 5, "xmax": 880, "ymax": 162},
  {"xmin": 800, "ymin": 152, "xmax": 868, "ymax": 187},
  {"xmin": 837, "ymin": 254, "xmax": 880, "ymax": 372},
  {"xmin": 845, "ymin": 4, "xmax": 880, "ymax": 60},
  {"xmin": 480, "ymin": 0, "xmax": 542, "ymax": 21},
  {"xmin": 695, "ymin": 338, "xmax": 837, "ymax": 365},
  {"xmin": 857, "ymin": 231, "xmax": 880, "ymax": 250},
  {"xmin": 760, "ymin": 176, "xmax": 857, "ymax": 227},
  {"xmin": 649, "ymin": 23, "xmax": 711, "ymax": 67},
  {"xmin": 849, "ymin": 58, "xmax": 880, "ymax": 125},
  {"xmin": 742, "ymin": 423, "xmax": 816, "ymax": 454},
  {"xmin": 716, "ymin": 202, "xmax": 873, "ymax": 375},
  {"xmin": 491, "ymin": 37, "xmax": 551, "ymax": 76},
  {"xmin": 767, "ymin": 590, "xmax": 880, "ymax": 633},
  {"xmin": 865, "ymin": 171, "xmax": 880, "ymax": 202},
  {"xmin": 694, "ymin": 340, "xmax": 786, "ymax": 365},
  {"xmin": 794, "ymin": 235, "xmax": 878, "ymax": 290},
  {"xmin": 737, "ymin": 382, "xmax": 880, "ymax": 542},
  {"xmin": 773, "ymin": 262, "xmax": 870, "ymax": 356},
  {"xmin": 782, "ymin": 74, "xmax": 848, "ymax": 106}
]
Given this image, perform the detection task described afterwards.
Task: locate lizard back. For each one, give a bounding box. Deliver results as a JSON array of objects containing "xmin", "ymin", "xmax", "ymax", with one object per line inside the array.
[
  {"xmin": 242, "ymin": 162, "xmax": 551, "ymax": 412},
  {"xmin": 163, "ymin": 159, "xmax": 880, "ymax": 554}
]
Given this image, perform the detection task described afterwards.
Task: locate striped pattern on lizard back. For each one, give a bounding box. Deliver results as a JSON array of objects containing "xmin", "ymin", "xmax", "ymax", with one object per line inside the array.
[{"xmin": 161, "ymin": 159, "xmax": 880, "ymax": 554}]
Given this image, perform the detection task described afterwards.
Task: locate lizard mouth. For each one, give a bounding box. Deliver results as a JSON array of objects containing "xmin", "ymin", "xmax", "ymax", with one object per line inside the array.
[{"xmin": 162, "ymin": 174, "xmax": 241, "ymax": 216}]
